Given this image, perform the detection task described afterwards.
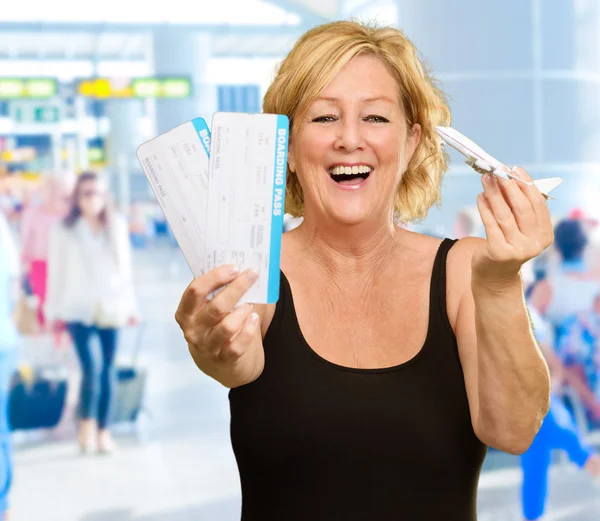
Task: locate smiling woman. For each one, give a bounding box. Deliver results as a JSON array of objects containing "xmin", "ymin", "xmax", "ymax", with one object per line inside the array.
[
  {"xmin": 175, "ymin": 20, "xmax": 553, "ymax": 521},
  {"xmin": 264, "ymin": 22, "xmax": 451, "ymax": 224}
]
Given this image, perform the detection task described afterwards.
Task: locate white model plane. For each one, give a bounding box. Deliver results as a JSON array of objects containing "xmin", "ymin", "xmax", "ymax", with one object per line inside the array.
[{"xmin": 435, "ymin": 126, "xmax": 563, "ymax": 200}]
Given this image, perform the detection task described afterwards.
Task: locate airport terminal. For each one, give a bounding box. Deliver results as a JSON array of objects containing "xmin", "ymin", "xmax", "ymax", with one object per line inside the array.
[{"xmin": 1, "ymin": 1, "xmax": 600, "ymax": 520}]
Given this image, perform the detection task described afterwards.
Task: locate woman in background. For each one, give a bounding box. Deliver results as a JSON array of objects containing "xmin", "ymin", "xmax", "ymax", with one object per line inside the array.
[{"xmin": 46, "ymin": 172, "xmax": 138, "ymax": 454}]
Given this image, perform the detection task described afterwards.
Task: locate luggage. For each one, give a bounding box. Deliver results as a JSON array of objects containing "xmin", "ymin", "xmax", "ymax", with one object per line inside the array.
[
  {"xmin": 8, "ymin": 366, "xmax": 68, "ymax": 431},
  {"xmin": 110, "ymin": 323, "xmax": 148, "ymax": 425}
]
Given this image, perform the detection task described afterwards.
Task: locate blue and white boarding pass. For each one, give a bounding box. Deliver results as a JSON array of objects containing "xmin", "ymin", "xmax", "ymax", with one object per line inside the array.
[
  {"xmin": 206, "ymin": 112, "xmax": 289, "ymax": 304},
  {"xmin": 136, "ymin": 118, "xmax": 212, "ymax": 276}
]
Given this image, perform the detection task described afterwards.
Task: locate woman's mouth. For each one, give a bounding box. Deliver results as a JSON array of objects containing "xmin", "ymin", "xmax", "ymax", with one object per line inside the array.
[{"xmin": 328, "ymin": 165, "xmax": 373, "ymax": 186}]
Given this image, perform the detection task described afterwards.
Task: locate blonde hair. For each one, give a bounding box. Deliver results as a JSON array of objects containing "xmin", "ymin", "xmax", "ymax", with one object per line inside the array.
[{"xmin": 263, "ymin": 20, "xmax": 451, "ymax": 223}]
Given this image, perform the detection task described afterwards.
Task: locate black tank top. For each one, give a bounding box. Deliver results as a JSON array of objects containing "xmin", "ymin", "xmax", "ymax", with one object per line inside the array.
[{"xmin": 229, "ymin": 238, "xmax": 487, "ymax": 520}]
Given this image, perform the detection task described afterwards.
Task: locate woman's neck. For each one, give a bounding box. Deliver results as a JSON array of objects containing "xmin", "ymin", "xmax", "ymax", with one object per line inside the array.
[
  {"xmin": 292, "ymin": 214, "xmax": 401, "ymax": 280},
  {"xmin": 83, "ymin": 215, "xmax": 103, "ymax": 233}
]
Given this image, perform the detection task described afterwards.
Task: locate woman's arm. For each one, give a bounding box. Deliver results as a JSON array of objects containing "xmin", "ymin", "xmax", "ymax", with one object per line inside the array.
[
  {"xmin": 45, "ymin": 224, "xmax": 64, "ymax": 324},
  {"xmin": 454, "ymin": 237, "xmax": 550, "ymax": 454},
  {"xmin": 453, "ymin": 167, "xmax": 555, "ymax": 454}
]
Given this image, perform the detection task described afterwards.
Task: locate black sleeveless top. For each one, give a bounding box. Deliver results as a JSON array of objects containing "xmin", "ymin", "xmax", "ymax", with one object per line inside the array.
[{"xmin": 229, "ymin": 238, "xmax": 487, "ymax": 520}]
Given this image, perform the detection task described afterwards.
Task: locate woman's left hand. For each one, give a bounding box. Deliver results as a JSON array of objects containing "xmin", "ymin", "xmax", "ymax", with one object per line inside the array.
[{"xmin": 473, "ymin": 167, "xmax": 554, "ymax": 287}]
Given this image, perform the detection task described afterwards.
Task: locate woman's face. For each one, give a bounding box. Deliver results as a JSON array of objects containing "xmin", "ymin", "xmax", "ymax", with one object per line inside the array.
[
  {"xmin": 77, "ymin": 179, "xmax": 106, "ymax": 218},
  {"xmin": 288, "ymin": 54, "xmax": 421, "ymax": 226}
]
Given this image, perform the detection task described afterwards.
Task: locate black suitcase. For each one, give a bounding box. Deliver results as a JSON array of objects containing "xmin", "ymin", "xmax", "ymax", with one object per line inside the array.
[
  {"xmin": 8, "ymin": 367, "xmax": 68, "ymax": 431},
  {"xmin": 110, "ymin": 323, "xmax": 148, "ymax": 425}
]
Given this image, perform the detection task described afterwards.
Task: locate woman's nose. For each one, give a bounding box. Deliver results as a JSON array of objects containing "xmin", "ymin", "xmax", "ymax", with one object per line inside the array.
[{"xmin": 334, "ymin": 120, "xmax": 364, "ymax": 152}]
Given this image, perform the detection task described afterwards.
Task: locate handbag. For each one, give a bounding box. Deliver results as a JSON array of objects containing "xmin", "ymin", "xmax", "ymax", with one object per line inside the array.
[{"xmin": 12, "ymin": 293, "xmax": 39, "ymax": 336}]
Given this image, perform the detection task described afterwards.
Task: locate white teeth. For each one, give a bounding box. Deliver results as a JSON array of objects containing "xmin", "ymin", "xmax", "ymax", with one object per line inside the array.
[{"xmin": 328, "ymin": 165, "xmax": 372, "ymax": 175}]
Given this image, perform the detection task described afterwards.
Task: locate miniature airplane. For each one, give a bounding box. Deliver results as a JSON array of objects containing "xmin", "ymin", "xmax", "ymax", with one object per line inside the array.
[{"xmin": 435, "ymin": 126, "xmax": 563, "ymax": 200}]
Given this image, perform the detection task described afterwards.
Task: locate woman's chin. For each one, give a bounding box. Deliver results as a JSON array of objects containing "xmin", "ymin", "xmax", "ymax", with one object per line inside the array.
[{"xmin": 325, "ymin": 206, "xmax": 377, "ymax": 227}]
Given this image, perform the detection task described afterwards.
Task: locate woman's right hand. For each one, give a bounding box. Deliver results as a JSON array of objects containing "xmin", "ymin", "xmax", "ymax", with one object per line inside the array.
[{"xmin": 175, "ymin": 265, "xmax": 265, "ymax": 388}]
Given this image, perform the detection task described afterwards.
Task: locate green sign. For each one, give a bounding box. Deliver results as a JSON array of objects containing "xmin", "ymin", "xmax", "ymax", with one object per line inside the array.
[
  {"xmin": 130, "ymin": 77, "xmax": 192, "ymax": 98},
  {"xmin": 34, "ymin": 107, "xmax": 60, "ymax": 123},
  {"xmin": 0, "ymin": 78, "xmax": 58, "ymax": 99},
  {"xmin": 88, "ymin": 147, "xmax": 106, "ymax": 163}
]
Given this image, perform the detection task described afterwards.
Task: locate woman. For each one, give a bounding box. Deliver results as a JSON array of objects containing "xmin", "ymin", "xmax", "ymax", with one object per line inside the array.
[
  {"xmin": 0, "ymin": 209, "xmax": 18, "ymax": 521},
  {"xmin": 176, "ymin": 21, "xmax": 552, "ymax": 519},
  {"xmin": 46, "ymin": 172, "xmax": 138, "ymax": 454},
  {"xmin": 20, "ymin": 175, "xmax": 73, "ymax": 329}
]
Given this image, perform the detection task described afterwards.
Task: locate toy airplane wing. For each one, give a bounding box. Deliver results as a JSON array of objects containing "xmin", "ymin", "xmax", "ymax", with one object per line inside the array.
[{"xmin": 435, "ymin": 126, "xmax": 563, "ymax": 200}]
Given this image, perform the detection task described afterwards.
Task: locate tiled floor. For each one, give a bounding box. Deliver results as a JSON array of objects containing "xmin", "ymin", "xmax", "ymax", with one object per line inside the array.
[{"xmin": 9, "ymin": 244, "xmax": 600, "ymax": 520}]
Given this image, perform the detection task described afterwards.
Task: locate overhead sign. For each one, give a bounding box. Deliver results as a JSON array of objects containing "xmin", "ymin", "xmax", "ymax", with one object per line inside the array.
[
  {"xmin": 34, "ymin": 107, "xmax": 60, "ymax": 123},
  {"xmin": 77, "ymin": 77, "xmax": 192, "ymax": 99},
  {"xmin": 0, "ymin": 79, "xmax": 58, "ymax": 100},
  {"xmin": 9, "ymin": 102, "xmax": 60, "ymax": 124}
]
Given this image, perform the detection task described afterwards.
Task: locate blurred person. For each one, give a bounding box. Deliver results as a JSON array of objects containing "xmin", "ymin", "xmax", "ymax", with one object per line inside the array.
[
  {"xmin": 45, "ymin": 172, "xmax": 138, "ymax": 454},
  {"xmin": 555, "ymin": 293, "xmax": 600, "ymax": 424},
  {"xmin": 530, "ymin": 218, "xmax": 600, "ymax": 339},
  {"xmin": 567, "ymin": 207, "xmax": 598, "ymax": 237},
  {"xmin": 20, "ymin": 174, "xmax": 73, "ymax": 329},
  {"xmin": 521, "ymin": 275, "xmax": 600, "ymax": 521},
  {"xmin": 0, "ymin": 209, "xmax": 18, "ymax": 521},
  {"xmin": 568, "ymin": 208, "xmax": 600, "ymax": 279},
  {"xmin": 175, "ymin": 21, "xmax": 552, "ymax": 519}
]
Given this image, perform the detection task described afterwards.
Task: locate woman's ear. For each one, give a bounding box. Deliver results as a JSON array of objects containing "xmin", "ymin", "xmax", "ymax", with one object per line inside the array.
[
  {"xmin": 287, "ymin": 141, "xmax": 296, "ymax": 173},
  {"xmin": 406, "ymin": 123, "xmax": 421, "ymax": 163}
]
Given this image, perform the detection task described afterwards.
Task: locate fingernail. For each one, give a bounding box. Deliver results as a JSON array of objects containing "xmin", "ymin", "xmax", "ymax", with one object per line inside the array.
[
  {"xmin": 245, "ymin": 269, "xmax": 260, "ymax": 282},
  {"xmin": 229, "ymin": 265, "xmax": 241, "ymax": 276},
  {"xmin": 248, "ymin": 312, "xmax": 259, "ymax": 326},
  {"xmin": 484, "ymin": 174, "xmax": 495, "ymax": 184}
]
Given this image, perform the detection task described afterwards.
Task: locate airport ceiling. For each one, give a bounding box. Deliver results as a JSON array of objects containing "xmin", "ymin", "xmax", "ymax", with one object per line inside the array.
[{"xmin": 0, "ymin": 0, "xmax": 345, "ymax": 61}]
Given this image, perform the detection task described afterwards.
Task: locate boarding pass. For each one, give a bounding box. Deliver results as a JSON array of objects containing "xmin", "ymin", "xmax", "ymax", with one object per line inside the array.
[
  {"xmin": 137, "ymin": 112, "xmax": 289, "ymax": 304},
  {"xmin": 205, "ymin": 112, "xmax": 289, "ymax": 304},
  {"xmin": 136, "ymin": 118, "xmax": 211, "ymax": 278}
]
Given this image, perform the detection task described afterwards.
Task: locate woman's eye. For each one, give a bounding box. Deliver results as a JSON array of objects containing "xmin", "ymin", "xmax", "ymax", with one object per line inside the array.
[
  {"xmin": 365, "ymin": 115, "xmax": 390, "ymax": 123},
  {"xmin": 312, "ymin": 115, "xmax": 337, "ymax": 123}
]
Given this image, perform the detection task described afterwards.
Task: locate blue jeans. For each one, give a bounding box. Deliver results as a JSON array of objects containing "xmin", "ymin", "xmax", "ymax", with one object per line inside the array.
[
  {"xmin": 0, "ymin": 347, "xmax": 17, "ymax": 516},
  {"xmin": 67, "ymin": 323, "xmax": 118, "ymax": 430},
  {"xmin": 521, "ymin": 397, "xmax": 593, "ymax": 520}
]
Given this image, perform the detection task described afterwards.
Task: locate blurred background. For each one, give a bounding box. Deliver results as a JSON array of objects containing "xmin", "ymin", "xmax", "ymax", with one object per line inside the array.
[{"xmin": 1, "ymin": 0, "xmax": 600, "ymax": 520}]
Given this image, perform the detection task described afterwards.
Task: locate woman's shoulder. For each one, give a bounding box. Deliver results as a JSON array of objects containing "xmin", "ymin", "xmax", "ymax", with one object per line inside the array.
[{"xmin": 397, "ymin": 229, "xmax": 481, "ymax": 266}]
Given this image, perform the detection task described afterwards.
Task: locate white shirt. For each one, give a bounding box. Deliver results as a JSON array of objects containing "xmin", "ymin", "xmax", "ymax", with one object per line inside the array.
[
  {"xmin": 545, "ymin": 272, "xmax": 600, "ymax": 327},
  {"xmin": 46, "ymin": 214, "xmax": 137, "ymax": 327}
]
